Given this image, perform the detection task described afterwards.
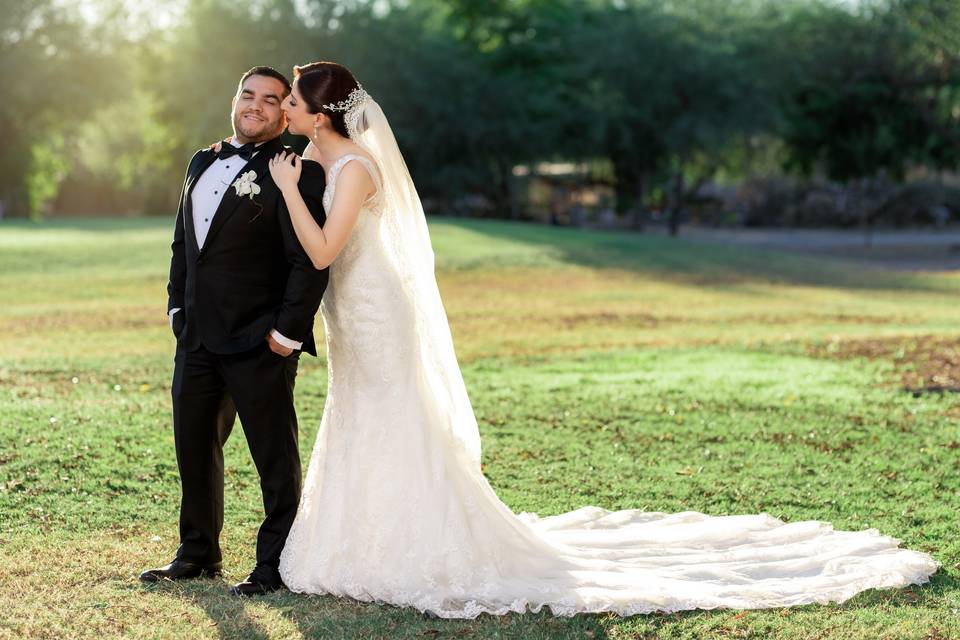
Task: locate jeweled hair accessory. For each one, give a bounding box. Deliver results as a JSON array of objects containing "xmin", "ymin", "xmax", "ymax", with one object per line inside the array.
[
  {"xmin": 322, "ymin": 84, "xmax": 373, "ymax": 140},
  {"xmin": 321, "ymin": 84, "xmax": 371, "ymax": 113}
]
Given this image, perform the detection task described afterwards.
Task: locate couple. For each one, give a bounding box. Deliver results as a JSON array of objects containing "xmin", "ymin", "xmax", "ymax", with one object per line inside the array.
[{"xmin": 142, "ymin": 62, "xmax": 938, "ymax": 617}]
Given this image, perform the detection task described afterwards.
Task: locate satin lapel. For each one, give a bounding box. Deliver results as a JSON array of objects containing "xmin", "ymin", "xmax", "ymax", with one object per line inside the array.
[
  {"xmin": 184, "ymin": 150, "xmax": 217, "ymax": 253},
  {"xmin": 200, "ymin": 137, "xmax": 282, "ymax": 254}
]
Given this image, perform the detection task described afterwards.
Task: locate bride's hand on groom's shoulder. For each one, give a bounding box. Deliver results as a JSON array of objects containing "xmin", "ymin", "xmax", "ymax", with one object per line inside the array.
[
  {"xmin": 208, "ymin": 138, "xmax": 230, "ymax": 154},
  {"xmin": 269, "ymin": 151, "xmax": 302, "ymax": 192}
]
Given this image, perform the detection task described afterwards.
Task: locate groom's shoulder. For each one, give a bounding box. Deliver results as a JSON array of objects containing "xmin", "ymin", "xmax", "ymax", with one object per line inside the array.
[
  {"xmin": 299, "ymin": 156, "xmax": 324, "ymax": 179},
  {"xmin": 187, "ymin": 147, "xmax": 214, "ymax": 168},
  {"xmin": 294, "ymin": 152, "xmax": 326, "ymax": 192}
]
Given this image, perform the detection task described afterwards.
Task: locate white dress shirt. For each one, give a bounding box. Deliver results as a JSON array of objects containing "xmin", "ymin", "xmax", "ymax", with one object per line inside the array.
[{"xmin": 170, "ymin": 138, "xmax": 302, "ymax": 351}]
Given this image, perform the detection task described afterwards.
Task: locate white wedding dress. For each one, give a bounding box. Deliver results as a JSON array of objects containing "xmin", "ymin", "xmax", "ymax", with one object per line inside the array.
[{"xmin": 277, "ymin": 152, "xmax": 938, "ymax": 618}]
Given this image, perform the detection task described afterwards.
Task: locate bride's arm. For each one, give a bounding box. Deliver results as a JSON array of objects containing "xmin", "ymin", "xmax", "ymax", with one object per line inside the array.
[{"xmin": 269, "ymin": 151, "xmax": 375, "ymax": 270}]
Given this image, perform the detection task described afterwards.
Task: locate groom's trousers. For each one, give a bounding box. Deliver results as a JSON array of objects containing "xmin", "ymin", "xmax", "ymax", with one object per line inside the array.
[{"xmin": 171, "ymin": 342, "xmax": 302, "ymax": 569}]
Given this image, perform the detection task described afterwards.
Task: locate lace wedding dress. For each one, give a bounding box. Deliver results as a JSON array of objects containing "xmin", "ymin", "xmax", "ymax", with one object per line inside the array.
[{"xmin": 277, "ymin": 152, "xmax": 937, "ymax": 618}]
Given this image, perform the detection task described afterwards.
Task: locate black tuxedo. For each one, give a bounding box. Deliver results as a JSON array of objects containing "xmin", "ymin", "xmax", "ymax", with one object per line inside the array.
[
  {"xmin": 167, "ymin": 136, "xmax": 327, "ymax": 356},
  {"xmin": 165, "ymin": 135, "xmax": 327, "ymax": 571}
]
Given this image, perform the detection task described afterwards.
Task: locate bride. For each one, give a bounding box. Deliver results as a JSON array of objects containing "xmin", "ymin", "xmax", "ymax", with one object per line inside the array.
[{"xmin": 266, "ymin": 60, "xmax": 937, "ymax": 618}]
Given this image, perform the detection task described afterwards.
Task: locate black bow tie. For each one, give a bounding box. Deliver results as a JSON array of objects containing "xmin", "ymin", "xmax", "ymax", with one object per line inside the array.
[{"xmin": 216, "ymin": 142, "xmax": 257, "ymax": 162}]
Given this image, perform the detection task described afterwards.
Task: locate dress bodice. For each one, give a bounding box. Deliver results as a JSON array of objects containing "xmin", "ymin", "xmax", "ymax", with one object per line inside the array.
[{"xmin": 321, "ymin": 153, "xmax": 384, "ymax": 215}]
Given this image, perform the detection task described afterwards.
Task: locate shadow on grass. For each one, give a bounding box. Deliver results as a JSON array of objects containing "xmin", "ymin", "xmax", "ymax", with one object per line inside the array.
[
  {"xmin": 4, "ymin": 216, "xmax": 954, "ymax": 293},
  {"xmin": 120, "ymin": 554, "xmax": 957, "ymax": 639},
  {"xmin": 137, "ymin": 572, "xmax": 957, "ymax": 639},
  {"xmin": 853, "ymin": 569, "xmax": 960, "ymax": 609},
  {"xmin": 138, "ymin": 578, "xmax": 272, "ymax": 640},
  {"xmin": 259, "ymin": 591, "xmax": 613, "ymax": 640},
  {"xmin": 139, "ymin": 578, "xmax": 612, "ymax": 639},
  {"xmin": 448, "ymin": 219, "xmax": 955, "ymax": 293},
  {"xmin": 4, "ymin": 216, "xmax": 952, "ymax": 292}
]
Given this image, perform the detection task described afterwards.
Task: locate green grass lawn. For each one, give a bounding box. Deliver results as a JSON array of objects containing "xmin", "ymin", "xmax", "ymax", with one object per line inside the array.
[{"xmin": 1, "ymin": 218, "xmax": 958, "ymax": 639}]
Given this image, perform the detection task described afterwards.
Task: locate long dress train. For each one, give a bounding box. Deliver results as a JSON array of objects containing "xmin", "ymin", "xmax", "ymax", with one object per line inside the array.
[{"xmin": 278, "ymin": 153, "xmax": 937, "ymax": 619}]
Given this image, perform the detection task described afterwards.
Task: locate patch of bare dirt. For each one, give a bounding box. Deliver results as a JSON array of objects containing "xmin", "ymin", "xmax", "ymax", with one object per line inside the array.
[
  {"xmin": 0, "ymin": 309, "xmax": 160, "ymax": 334},
  {"xmin": 807, "ymin": 334, "xmax": 960, "ymax": 396},
  {"xmin": 554, "ymin": 312, "xmax": 664, "ymax": 329},
  {"xmin": 733, "ymin": 313, "xmax": 905, "ymax": 326}
]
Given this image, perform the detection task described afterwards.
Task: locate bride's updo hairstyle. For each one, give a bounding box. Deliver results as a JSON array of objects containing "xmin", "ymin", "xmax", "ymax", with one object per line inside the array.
[{"xmin": 293, "ymin": 61, "xmax": 361, "ymax": 139}]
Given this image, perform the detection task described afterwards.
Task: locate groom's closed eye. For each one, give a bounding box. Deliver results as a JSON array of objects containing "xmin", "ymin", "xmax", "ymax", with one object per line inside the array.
[{"xmin": 240, "ymin": 90, "xmax": 280, "ymax": 105}]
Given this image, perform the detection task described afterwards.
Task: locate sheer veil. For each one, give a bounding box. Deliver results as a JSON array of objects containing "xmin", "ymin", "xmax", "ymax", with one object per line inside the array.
[{"xmin": 342, "ymin": 91, "xmax": 483, "ymax": 466}]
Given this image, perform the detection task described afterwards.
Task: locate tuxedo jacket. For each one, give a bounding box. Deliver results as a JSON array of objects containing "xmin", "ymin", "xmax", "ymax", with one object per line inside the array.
[{"xmin": 166, "ymin": 136, "xmax": 328, "ymax": 356}]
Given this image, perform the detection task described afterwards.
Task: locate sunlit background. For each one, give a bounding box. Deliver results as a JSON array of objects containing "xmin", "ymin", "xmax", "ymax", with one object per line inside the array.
[
  {"xmin": 3, "ymin": 0, "xmax": 958, "ymax": 235},
  {"xmin": 4, "ymin": 3, "xmax": 960, "ymax": 638}
]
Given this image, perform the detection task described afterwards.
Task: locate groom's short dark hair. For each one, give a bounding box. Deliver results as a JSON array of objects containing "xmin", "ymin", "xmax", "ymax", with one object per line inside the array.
[{"xmin": 238, "ymin": 66, "xmax": 292, "ymax": 96}]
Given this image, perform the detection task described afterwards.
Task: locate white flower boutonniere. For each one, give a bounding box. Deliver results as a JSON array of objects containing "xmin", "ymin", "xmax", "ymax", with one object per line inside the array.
[{"xmin": 232, "ymin": 170, "xmax": 261, "ymax": 199}]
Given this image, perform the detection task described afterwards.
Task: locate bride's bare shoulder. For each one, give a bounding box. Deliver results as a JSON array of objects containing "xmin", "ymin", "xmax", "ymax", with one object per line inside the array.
[
  {"xmin": 337, "ymin": 143, "xmax": 373, "ymax": 167},
  {"xmin": 341, "ymin": 149, "xmax": 380, "ymax": 187}
]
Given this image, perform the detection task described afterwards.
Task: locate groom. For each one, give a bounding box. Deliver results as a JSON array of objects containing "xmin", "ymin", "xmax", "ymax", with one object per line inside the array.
[{"xmin": 140, "ymin": 66, "xmax": 329, "ymax": 596}]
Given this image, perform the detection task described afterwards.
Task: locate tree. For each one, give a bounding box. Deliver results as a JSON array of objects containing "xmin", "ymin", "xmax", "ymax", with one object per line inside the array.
[
  {"xmin": 566, "ymin": 1, "xmax": 770, "ymax": 234},
  {"xmin": 0, "ymin": 0, "xmax": 124, "ymax": 217},
  {"xmin": 778, "ymin": 1, "xmax": 960, "ymax": 239}
]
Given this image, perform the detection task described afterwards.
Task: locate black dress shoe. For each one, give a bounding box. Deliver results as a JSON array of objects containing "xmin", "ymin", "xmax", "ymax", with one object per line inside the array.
[
  {"xmin": 229, "ymin": 565, "xmax": 283, "ymax": 596},
  {"xmin": 139, "ymin": 559, "xmax": 222, "ymax": 583}
]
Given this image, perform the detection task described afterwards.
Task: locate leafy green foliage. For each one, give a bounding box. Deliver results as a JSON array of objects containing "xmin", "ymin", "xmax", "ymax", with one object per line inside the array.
[
  {"xmin": 778, "ymin": 2, "xmax": 953, "ymax": 182},
  {"xmin": 2, "ymin": 0, "xmax": 958, "ymax": 227},
  {"xmin": 0, "ymin": 1, "xmax": 127, "ymax": 215}
]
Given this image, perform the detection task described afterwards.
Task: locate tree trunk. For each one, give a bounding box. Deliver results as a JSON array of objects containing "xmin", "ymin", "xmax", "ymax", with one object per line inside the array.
[
  {"xmin": 495, "ymin": 161, "xmax": 517, "ymax": 220},
  {"xmin": 860, "ymin": 178, "xmax": 874, "ymax": 249},
  {"xmin": 610, "ymin": 157, "xmax": 634, "ymax": 221},
  {"xmin": 631, "ymin": 172, "xmax": 647, "ymax": 231},
  {"xmin": 0, "ymin": 187, "xmax": 28, "ymax": 219},
  {"xmin": 860, "ymin": 208, "xmax": 873, "ymax": 248},
  {"xmin": 668, "ymin": 170, "xmax": 684, "ymax": 237}
]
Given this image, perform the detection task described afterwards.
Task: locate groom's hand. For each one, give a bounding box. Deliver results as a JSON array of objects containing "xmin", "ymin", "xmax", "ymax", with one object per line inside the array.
[{"xmin": 266, "ymin": 333, "xmax": 294, "ymax": 357}]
